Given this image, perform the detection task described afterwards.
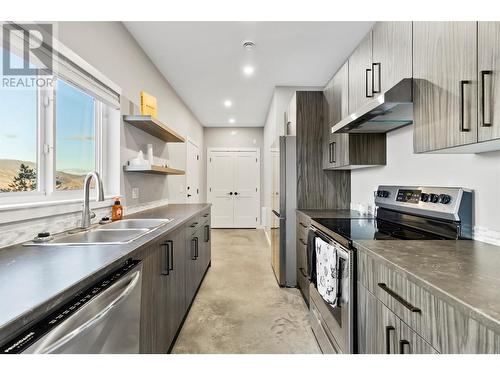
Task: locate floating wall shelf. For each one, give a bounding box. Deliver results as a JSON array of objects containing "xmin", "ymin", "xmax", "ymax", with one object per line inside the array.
[
  {"xmin": 123, "ymin": 165, "xmax": 185, "ymax": 175},
  {"xmin": 123, "ymin": 115, "xmax": 186, "ymax": 143}
]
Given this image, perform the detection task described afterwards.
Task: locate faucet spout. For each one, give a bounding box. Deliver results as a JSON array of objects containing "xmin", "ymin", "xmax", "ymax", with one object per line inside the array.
[{"xmin": 81, "ymin": 171, "xmax": 105, "ymax": 229}]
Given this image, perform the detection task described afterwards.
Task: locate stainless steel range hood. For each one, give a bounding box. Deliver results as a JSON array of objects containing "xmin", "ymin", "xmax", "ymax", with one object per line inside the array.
[{"xmin": 331, "ymin": 78, "xmax": 413, "ymax": 134}]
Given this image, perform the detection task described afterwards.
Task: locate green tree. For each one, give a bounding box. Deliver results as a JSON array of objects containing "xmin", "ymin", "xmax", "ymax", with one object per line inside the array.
[{"xmin": 8, "ymin": 163, "xmax": 37, "ymax": 192}]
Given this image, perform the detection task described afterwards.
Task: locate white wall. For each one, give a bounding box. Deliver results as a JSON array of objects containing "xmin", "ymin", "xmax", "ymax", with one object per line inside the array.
[
  {"xmin": 203, "ymin": 127, "xmax": 264, "ymax": 221},
  {"xmin": 351, "ymin": 125, "xmax": 500, "ymax": 244},
  {"xmin": 58, "ymin": 22, "xmax": 205, "ymax": 207}
]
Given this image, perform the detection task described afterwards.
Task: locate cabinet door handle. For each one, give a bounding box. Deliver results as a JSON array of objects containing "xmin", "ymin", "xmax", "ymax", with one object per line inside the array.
[
  {"xmin": 195, "ymin": 237, "xmax": 199, "ymax": 259},
  {"xmin": 481, "ymin": 70, "xmax": 493, "ymax": 127},
  {"xmin": 204, "ymin": 224, "xmax": 210, "ymax": 242},
  {"xmin": 372, "ymin": 62, "xmax": 381, "ymax": 94},
  {"xmin": 377, "ymin": 283, "xmax": 421, "ymax": 313},
  {"xmin": 161, "ymin": 241, "xmax": 170, "ymax": 275},
  {"xmin": 299, "ymin": 238, "xmax": 307, "ymax": 246},
  {"xmin": 166, "ymin": 240, "xmax": 174, "ymax": 271},
  {"xmin": 365, "ymin": 68, "xmax": 373, "ymax": 98},
  {"xmin": 190, "ymin": 222, "xmax": 198, "ymax": 228},
  {"xmin": 299, "ymin": 222, "xmax": 307, "ymax": 228},
  {"xmin": 191, "ymin": 237, "xmax": 198, "ymax": 260},
  {"xmin": 329, "ymin": 141, "xmax": 336, "ymax": 164},
  {"xmin": 399, "ymin": 339, "xmax": 410, "ymax": 354},
  {"xmin": 385, "ymin": 325, "xmax": 395, "ymax": 354},
  {"xmin": 460, "ymin": 80, "xmax": 472, "ymax": 132}
]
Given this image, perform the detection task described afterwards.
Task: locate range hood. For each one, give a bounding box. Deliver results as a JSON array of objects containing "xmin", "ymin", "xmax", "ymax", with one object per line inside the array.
[{"xmin": 331, "ymin": 78, "xmax": 413, "ymax": 134}]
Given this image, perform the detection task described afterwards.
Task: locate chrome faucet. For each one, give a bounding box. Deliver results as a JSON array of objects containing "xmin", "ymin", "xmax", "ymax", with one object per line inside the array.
[{"xmin": 81, "ymin": 171, "xmax": 105, "ymax": 229}]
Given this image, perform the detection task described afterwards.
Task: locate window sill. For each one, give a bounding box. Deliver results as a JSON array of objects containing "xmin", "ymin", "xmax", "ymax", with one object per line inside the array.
[{"xmin": 0, "ymin": 195, "xmax": 121, "ymax": 226}]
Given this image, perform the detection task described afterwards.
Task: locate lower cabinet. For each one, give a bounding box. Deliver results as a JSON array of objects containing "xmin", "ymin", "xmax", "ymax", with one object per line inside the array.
[
  {"xmin": 140, "ymin": 208, "xmax": 211, "ymax": 353},
  {"xmin": 357, "ymin": 284, "xmax": 437, "ymax": 354}
]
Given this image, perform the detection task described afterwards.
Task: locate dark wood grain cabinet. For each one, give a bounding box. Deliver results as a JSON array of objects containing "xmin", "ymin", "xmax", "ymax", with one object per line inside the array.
[
  {"xmin": 358, "ymin": 284, "xmax": 437, "ymax": 354},
  {"xmin": 292, "ymin": 91, "xmax": 350, "ymax": 210},
  {"xmin": 413, "ymin": 22, "xmax": 478, "ymax": 153},
  {"xmin": 323, "ymin": 62, "xmax": 386, "ymax": 170},
  {"xmin": 140, "ymin": 208, "xmax": 211, "ymax": 353},
  {"xmin": 348, "ymin": 31, "xmax": 373, "ymax": 113}
]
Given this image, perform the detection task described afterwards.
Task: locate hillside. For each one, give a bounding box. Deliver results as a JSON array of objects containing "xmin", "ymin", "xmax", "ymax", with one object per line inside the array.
[{"xmin": 0, "ymin": 159, "xmax": 85, "ymax": 191}]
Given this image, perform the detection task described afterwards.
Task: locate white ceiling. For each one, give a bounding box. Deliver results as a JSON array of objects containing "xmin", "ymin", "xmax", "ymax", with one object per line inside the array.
[{"xmin": 124, "ymin": 22, "xmax": 374, "ymax": 127}]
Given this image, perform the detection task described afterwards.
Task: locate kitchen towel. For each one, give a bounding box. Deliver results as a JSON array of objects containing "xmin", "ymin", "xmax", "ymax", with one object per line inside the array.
[{"xmin": 315, "ymin": 237, "xmax": 338, "ymax": 307}]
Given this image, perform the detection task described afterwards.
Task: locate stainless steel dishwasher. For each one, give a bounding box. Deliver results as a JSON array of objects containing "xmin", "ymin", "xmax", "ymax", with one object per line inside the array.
[{"xmin": 1, "ymin": 260, "xmax": 142, "ymax": 354}]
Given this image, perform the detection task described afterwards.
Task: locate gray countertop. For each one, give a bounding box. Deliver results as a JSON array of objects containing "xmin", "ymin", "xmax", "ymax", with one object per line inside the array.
[
  {"xmin": 0, "ymin": 203, "xmax": 210, "ymax": 345},
  {"xmin": 296, "ymin": 209, "xmax": 372, "ymax": 219},
  {"xmin": 354, "ymin": 239, "xmax": 500, "ymax": 332}
]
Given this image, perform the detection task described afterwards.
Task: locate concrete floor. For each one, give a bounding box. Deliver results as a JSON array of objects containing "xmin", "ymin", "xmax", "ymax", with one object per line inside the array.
[{"xmin": 172, "ymin": 229, "xmax": 320, "ymax": 354}]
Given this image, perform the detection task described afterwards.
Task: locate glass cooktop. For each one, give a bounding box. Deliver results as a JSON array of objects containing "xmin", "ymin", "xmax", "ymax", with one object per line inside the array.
[{"xmin": 312, "ymin": 217, "xmax": 447, "ymax": 241}]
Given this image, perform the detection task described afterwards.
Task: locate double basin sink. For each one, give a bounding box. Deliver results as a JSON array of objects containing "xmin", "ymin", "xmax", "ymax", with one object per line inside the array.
[{"xmin": 28, "ymin": 219, "xmax": 173, "ymax": 246}]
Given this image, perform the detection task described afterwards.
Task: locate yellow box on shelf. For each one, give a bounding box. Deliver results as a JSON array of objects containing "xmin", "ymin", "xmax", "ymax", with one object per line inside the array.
[{"xmin": 140, "ymin": 91, "xmax": 157, "ymax": 117}]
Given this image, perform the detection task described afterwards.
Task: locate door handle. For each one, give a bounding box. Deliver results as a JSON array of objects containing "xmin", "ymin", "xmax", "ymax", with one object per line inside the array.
[
  {"xmin": 228, "ymin": 192, "xmax": 233, "ymax": 195},
  {"xmin": 187, "ymin": 194, "xmax": 192, "ymax": 197},
  {"xmin": 161, "ymin": 241, "xmax": 170, "ymax": 275},
  {"xmin": 460, "ymin": 80, "xmax": 471, "ymax": 132},
  {"xmin": 378, "ymin": 283, "xmax": 421, "ymax": 313},
  {"xmin": 190, "ymin": 222, "xmax": 198, "ymax": 228},
  {"xmin": 481, "ymin": 70, "xmax": 493, "ymax": 127},
  {"xmin": 299, "ymin": 238, "xmax": 307, "ymax": 246},
  {"xmin": 194, "ymin": 237, "xmax": 199, "ymax": 259},
  {"xmin": 385, "ymin": 326, "xmax": 395, "ymax": 354},
  {"xmin": 191, "ymin": 237, "xmax": 198, "ymax": 260},
  {"xmin": 399, "ymin": 339, "xmax": 410, "ymax": 354},
  {"xmin": 204, "ymin": 225, "xmax": 210, "ymax": 242},
  {"xmin": 365, "ymin": 68, "xmax": 373, "ymax": 98},
  {"xmin": 328, "ymin": 141, "xmax": 336, "ymax": 164},
  {"xmin": 372, "ymin": 62, "xmax": 381, "ymax": 94},
  {"xmin": 299, "ymin": 222, "xmax": 307, "ymax": 228},
  {"xmin": 272, "ymin": 210, "xmax": 280, "ymax": 218},
  {"xmin": 234, "ymin": 192, "xmax": 239, "ymax": 195},
  {"xmin": 167, "ymin": 240, "xmax": 174, "ymax": 271}
]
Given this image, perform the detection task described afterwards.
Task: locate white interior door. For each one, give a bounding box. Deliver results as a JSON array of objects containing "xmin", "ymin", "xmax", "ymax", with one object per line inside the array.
[
  {"xmin": 186, "ymin": 141, "xmax": 200, "ymax": 203},
  {"xmin": 234, "ymin": 151, "xmax": 260, "ymax": 228},
  {"xmin": 207, "ymin": 149, "xmax": 260, "ymax": 228},
  {"xmin": 208, "ymin": 151, "xmax": 235, "ymax": 227}
]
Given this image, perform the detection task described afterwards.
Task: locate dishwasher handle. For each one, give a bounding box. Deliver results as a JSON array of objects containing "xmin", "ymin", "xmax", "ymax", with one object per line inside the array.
[{"xmin": 37, "ymin": 268, "xmax": 142, "ymax": 354}]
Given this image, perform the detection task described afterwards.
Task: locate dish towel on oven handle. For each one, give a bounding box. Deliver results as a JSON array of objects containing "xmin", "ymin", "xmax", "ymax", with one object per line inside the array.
[{"xmin": 315, "ymin": 236, "xmax": 339, "ymax": 307}]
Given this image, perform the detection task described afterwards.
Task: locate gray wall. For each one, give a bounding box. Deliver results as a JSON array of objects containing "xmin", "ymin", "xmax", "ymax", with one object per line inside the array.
[
  {"xmin": 58, "ymin": 22, "xmax": 205, "ymax": 207},
  {"xmin": 203, "ymin": 127, "xmax": 264, "ymax": 223}
]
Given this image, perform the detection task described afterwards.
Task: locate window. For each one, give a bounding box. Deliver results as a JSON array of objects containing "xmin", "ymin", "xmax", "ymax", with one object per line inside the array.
[
  {"xmin": 0, "ymin": 51, "xmax": 38, "ymax": 193},
  {"xmin": 0, "ymin": 34, "xmax": 120, "ymax": 209},
  {"xmin": 55, "ymin": 80, "xmax": 95, "ymax": 190}
]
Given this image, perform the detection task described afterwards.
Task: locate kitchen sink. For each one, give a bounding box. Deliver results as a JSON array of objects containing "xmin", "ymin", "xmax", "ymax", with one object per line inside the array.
[
  {"xmin": 102, "ymin": 218, "xmax": 172, "ymax": 230},
  {"xmin": 41, "ymin": 229, "xmax": 150, "ymax": 246},
  {"xmin": 24, "ymin": 218, "xmax": 174, "ymax": 246}
]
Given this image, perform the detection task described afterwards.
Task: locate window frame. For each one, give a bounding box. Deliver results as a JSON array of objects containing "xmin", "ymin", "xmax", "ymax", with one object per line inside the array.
[{"xmin": 0, "ymin": 77, "xmax": 111, "ymax": 206}]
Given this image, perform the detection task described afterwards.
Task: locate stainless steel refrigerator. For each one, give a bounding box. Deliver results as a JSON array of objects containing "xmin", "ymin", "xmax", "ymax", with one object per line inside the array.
[{"xmin": 271, "ymin": 136, "xmax": 297, "ymax": 287}]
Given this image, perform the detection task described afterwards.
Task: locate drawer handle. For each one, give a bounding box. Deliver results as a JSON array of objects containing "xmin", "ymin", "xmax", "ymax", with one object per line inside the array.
[
  {"xmin": 299, "ymin": 222, "xmax": 307, "ymax": 228},
  {"xmin": 299, "ymin": 238, "xmax": 307, "ymax": 246},
  {"xmin": 190, "ymin": 222, "xmax": 198, "ymax": 228},
  {"xmin": 399, "ymin": 339, "xmax": 410, "ymax": 354},
  {"xmin": 385, "ymin": 325, "xmax": 395, "ymax": 354},
  {"xmin": 299, "ymin": 267, "xmax": 308, "ymax": 278},
  {"xmin": 377, "ymin": 283, "xmax": 421, "ymax": 313}
]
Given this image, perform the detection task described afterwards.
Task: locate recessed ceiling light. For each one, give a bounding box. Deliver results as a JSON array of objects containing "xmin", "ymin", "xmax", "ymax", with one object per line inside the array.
[
  {"xmin": 223, "ymin": 100, "xmax": 232, "ymax": 108},
  {"xmin": 243, "ymin": 41, "xmax": 256, "ymax": 51},
  {"xmin": 228, "ymin": 118, "xmax": 236, "ymax": 124},
  {"xmin": 243, "ymin": 65, "xmax": 255, "ymax": 76}
]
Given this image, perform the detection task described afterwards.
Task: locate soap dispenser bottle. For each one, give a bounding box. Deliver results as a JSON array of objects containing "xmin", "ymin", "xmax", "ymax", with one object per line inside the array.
[{"xmin": 112, "ymin": 197, "xmax": 123, "ymax": 221}]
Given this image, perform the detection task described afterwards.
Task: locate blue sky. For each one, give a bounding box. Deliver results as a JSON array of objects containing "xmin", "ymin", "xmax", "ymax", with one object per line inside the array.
[{"xmin": 0, "ymin": 50, "xmax": 95, "ymax": 175}]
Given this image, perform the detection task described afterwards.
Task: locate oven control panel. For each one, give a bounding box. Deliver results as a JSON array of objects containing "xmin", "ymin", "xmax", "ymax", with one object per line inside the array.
[{"xmin": 374, "ymin": 185, "xmax": 472, "ymax": 221}]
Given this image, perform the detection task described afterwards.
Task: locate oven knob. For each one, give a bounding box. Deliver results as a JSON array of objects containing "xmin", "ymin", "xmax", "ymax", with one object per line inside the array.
[
  {"xmin": 439, "ymin": 194, "xmax": 451, "ymax": 204},
  {"xmin": 420, "ymin": 193, "xmax": 429, "ymax": 202},
  {"xmin": 429, "ymin": 194, "xmax": 439, "ymax": 203}
]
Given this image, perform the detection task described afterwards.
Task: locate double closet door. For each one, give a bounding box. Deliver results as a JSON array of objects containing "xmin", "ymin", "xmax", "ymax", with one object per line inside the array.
[{"xmin": 207, "ymin": 149, "xmax": 260, "ymax": 228}]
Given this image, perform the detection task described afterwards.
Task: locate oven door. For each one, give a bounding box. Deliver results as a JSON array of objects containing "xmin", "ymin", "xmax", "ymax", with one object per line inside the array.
[{"xmin": 308, "ymin": 227, "xmax": 355, "ymax": 354}]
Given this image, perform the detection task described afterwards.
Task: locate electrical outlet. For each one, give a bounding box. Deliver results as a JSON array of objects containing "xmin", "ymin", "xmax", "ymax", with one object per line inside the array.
[{"xmin": 132, "ymin": 188, "xmax": 139, "ymax": 199}]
